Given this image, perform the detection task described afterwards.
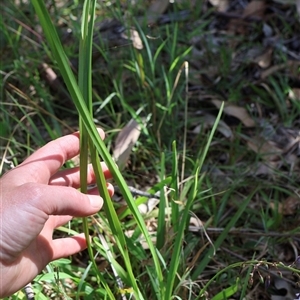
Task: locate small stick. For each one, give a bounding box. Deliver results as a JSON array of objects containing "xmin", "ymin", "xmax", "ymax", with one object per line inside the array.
[{"xmin": 115, "ymin": 186, "xmax": 160, "ymax": 199}]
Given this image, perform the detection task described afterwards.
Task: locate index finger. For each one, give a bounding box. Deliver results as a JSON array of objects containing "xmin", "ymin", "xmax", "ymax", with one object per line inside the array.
[{"xmin": 8, "ymin": 129, "xmax": 105, "ymax": 185}]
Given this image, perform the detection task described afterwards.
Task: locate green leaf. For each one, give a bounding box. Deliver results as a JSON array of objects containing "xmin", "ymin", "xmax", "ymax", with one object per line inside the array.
[{"xmin": 211, "ymin": 278, "xmax": 240, "ymax": 300}]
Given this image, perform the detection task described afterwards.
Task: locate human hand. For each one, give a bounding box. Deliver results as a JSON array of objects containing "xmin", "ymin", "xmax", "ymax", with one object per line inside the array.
[{"xmin": 0, "ymin": 130, "xmax": 113, "ymax": 297}]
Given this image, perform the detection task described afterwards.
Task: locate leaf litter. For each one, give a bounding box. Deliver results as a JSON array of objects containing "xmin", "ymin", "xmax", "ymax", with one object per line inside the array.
[
  {"xmin": 109, "ymin": 1, "xmax": 300, "ymax": 297},
  {"xmin": 2, "ymin": 0, "xmax": 300, "ymax": 298}
]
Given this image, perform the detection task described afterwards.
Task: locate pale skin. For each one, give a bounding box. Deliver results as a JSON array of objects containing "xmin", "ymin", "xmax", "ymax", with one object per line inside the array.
[{"xmin": 0, "ymin": 129, "xmax": 114, "ymax": 297}]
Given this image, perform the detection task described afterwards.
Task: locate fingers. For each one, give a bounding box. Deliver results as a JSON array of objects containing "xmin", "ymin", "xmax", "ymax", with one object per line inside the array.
[
  {"xmin": 49, "ymin": 162, "xmax": 112, "ymax": 188},
  {"xmin": 18, "ymin": 182, "xmax": 104, "ymax": 217},
  {"xmin": 10, "ymin": 129, "xmax": 105, "ymax": 185},
  {"xmin": 88, "ymin": 182, "xmax": 114, "ymax": 197},
  {"xmin": 51, "ymin": 234, "xmax": 88, "ymax": 260},
  {"xmin": 47, "ymin": 215, "xmax": 73, "ymax": 229}
]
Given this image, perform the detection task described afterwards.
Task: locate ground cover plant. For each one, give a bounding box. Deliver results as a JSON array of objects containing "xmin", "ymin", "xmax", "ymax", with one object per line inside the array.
[{"xmin": 1, "ymin": 0, "xmax": 300, "ymax": 299}]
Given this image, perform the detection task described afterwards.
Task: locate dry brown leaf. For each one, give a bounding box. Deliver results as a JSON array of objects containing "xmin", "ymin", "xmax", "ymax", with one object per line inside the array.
[
  {"xmin": 260, "ymin": 63, "xmax": 286, "ymax": 79},
  {"xmin": 211, "ymin": 99, "xmax": 256, "ymax": 127},
  {"xmin": 269, "ymin": 195, "xmax": 300, "ymax": 216},
  {"xmin": 209, "ymin": 0, "xmax": 229, "ymax": 12},
  {"xmin": 288, "ymin": 88, "xmax": 300, "ymax": 100},
  {"xmin": 148, "ymin": 0, "xmax": 169, "ymax": 14},
  {"xmin": 247, "ymin": 136, "xmax": 282, "ymax": 161},
  {"xmin": 227, "ymin": 19, "xmax": 249, "ymax": 35},
  {"xmin": 254, "ymin": 48, "xmax": 273, "ymax": 68},
  {"xmin": 147, "ymin": 0, "xmax": 170, "ymax": 24},
  {"xmin": 227, "ymin": 0, "xmax": 266, "ymax": 34},
  {"xmin": 192, "ymin": 113, "xmax": 233, "ymax": 139},
  {"xmin": 250, "ymin": 161, "xmax": 278, "ymax": 176},
  {"xmin": 243, "ymin": 0, "xmax": 266, "ymax": 18},
  {"xmin": 282, "ymin": 194, "xmax": 300, "ymax": 216},
  {"xmin": 121, "ymin": 29, "xmax": 143, "ymax": 50},
  {"xmin": 261, "ymin": 60, "xmax": 300, "ymax": 79},
  {"xmin": 113, "ymin": 119, "xmax": 143, "ymax": 170}
]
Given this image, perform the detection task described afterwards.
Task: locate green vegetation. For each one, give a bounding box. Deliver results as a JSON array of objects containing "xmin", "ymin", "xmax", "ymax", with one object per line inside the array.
[{"xmin": 1, "ymin": 0, "xmax": 300, "ymax": 299}]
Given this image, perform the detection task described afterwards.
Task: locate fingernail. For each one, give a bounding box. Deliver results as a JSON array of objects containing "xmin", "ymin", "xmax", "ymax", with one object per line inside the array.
[{"xmin": 89, "ymin": 195, "xmax": 103, "ymax": 209}]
